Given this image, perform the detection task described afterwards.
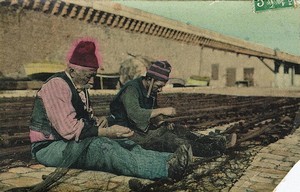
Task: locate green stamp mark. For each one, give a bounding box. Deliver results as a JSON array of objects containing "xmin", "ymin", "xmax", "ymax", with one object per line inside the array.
[{"xmin": 254, "ymin": 0, "xmax": 296, "ymax": 12}]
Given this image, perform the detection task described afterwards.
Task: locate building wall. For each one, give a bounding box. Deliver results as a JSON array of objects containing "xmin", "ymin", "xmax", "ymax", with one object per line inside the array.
[
  {"xmin": 200, "ymin": 48, "xmax": 275, "ymax": 87},
  {"xmin": 293, "ymin": 70, "xmax": 300, "ymax": 87},
  {"xmin": 0, "ymin": 4, "xmax": 295, "ymax": 88},
  {"xmin": 275, "ymin": 64, "xmax": 298, "ymax": 88},
  {"xmin": 0, "ymin": 6, "xmax": 201, "ymax": 81}
]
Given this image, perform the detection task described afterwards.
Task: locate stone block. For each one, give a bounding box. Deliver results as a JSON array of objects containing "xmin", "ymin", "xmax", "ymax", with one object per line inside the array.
[
  {"xmin": 232, "ymin": 179, "xmax": 252, "ymax": 187},
  {"xmin": 50, "ymin": 183, "xmax": 84, "ymax": 192},
  {"xmin": 0, "ymin": 183, "xmax": 13, "ymax": 192},
  {"xmin": 249, "ymin": 167, "xmax": 287, "ymax": 175},
  {"xmin": 249, "ymin": 175, "xmax": 273, "ymax": 183},
  {"xmin": 230, "ymin": 186, "xmax": 252, "ymax": 192},
  {"xmin": 243, "ymin": 170, "xmax": 260, "ymax": 177},
  {"xmin": 284, "ymin": 156, "xmax": 300, "ymax": 163},
  {"xmin": 0, "ymin": 172, "xmax": 18, "ymax": 180},
  {"xmin": 277, "ymin": 166, "xmax": 293, "ymax": 172},
  {"xmin": 279, "ymin": 161, "xmax": 294, "ymax": 167},
  {"xmin": 77, "ymin": 170, "xmax": 116, "ymax": 181},
  {"xmin": 256, "ymin": 153, "xmax": 285, "ymax": 161},
  {"xmin": 79, "ymin": 179, "xmax": 109, "ymax": 191},
  {"xmin": 29, "ymin": 164, "xmax": 45, "ymax": 169},
  {"xmin": 289, "ymin": 149, "xmax": 300, "ymax": 155},
  {"xmin": 271, "ymin": 150, "xmax": 293, "ymax": 157},
  {"xmin": 249, "ymin": 182, "xmax": 275, "ymax": 191},
  {"xmin": 22, "ymin": 171, "xmax": 52, "ymax": 179},
  {"xmin": 260, "ymin": 159, "xmax": 281, "ymax": 166},
  {"xmin": 250, "ymin": 156, "xmax": 262, "ymax": 164},
  {"xmin": 8, "ymin": 167, "xmax": 34, "ymax": 174},
  {"xmin": 39, "ymin": 167, "xmax": 56, "ymax": 172},
  {"xmin": 2, "ymin": 176, "xmax": 41, "ymax": 187},
  {"xmin": 252, "ymin": 161, "xmax": 277, "ymax": 169},
  {"xmin": 258, "ymin": 172, "xmax": 286, "ymax": 179}
]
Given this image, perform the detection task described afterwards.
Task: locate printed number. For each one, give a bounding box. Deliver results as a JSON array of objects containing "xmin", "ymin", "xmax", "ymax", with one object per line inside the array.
[
  {"xmin": 276, "ymin": 0, "xmax": 285, "ymax": 6},
  {"xmin": 256, "ymin": 0, "xmax": 264, "ymax": 7},
  {"xmin": 268, "ymin": 0, "xmax": 275, "ymax": 8},
  {"xmin": 288, "ymin": 0, "xmax": 294, "ymax": 5},
  {"xmin": 278, "ymin": 0, "xmax": 294, "ymax": 6}
]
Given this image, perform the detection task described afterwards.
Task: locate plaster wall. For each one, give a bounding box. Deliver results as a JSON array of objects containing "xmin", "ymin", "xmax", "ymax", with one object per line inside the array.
[
  {"xmin": 293, "ymin": 73, "xmax": 300, "ymax": 87},
  {"xmin": 275, "ymin": 65, "xmax": 300, "ymax": 88},
  {"xmin": 0, "ymin": 6, "xmax": 200, "ymax": 81},
  {"xmin": 200, "ymin": 48, "xmax": 276, "ymax": 87},
  {"xmin": 0, "ymin": 5, "xmax": 292, "ymax": 88}
]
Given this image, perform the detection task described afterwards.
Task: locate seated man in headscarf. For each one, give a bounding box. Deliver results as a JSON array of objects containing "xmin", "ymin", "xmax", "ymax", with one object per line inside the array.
[
  {"xmin": 117, "ymin": 54, "xmax": 154, "ymax": 88},
  {"xmin": 109, "ymin": 60, "xmax": 236, "ymax": 157},
  {"xmin": 29, "ymin": 40, "xmax": 192, "ymax": 181}
]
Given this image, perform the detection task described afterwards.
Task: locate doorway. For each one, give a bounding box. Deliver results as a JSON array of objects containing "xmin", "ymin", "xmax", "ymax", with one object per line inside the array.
[
  {"xmin": 244, "ymin": 68, "xmax": 254, "ymax": 86},
  {"xmin": 226, "ymin": 68, "xmax": 236, "ymax": 87}
]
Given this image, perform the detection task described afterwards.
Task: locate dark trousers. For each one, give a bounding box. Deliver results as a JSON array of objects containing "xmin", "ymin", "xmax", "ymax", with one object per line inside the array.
[{"xmin": 130, "ymin": 125, "xmax": 226, "ymax": 157}]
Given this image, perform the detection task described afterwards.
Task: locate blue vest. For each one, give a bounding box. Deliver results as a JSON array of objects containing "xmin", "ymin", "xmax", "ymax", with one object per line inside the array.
[{"xmin": 29, "ymin": 72, "xmax": 91, "ymax": 140}]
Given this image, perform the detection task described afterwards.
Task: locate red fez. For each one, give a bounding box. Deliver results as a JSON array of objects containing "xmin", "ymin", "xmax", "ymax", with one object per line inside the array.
[{"xmin": 69, "ymin": 41, "xmax": 99, "ymax": 69}]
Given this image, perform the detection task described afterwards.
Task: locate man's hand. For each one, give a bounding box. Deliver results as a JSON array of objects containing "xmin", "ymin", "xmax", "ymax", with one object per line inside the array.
[
  {"xmin": 166, "ymin": 122, "xmax": 175, "ymax": 131},
  {"xmin": 161, "ymin": 107, "xmax": 176, "ymax": 117},
  {"xmin": 94, "ymin": 116, "xmax": 108, "ymax": 128},
  {"xmin": 151, "ymin": 107, "xmax": 176, "ymax": 121},
  {"xmin": 98, "ymin": 125, "xmax": 134, "ymax": 138}
]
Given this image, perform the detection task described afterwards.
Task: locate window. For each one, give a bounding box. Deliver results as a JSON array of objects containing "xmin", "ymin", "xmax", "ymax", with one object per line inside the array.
[
  {"xmin": 284, "ymin": 64, "xmax": 289, "ymax": 74},
  {"xmin": 295, "ymin": 65, "xmax": 300, "ymax": 74},
  {"xmin": 274, "ymin": 61, "xmax": 280, "ymax": 73},
  {"xmin": 211, "ymin": 64, "xmax": 219, "ymax": 80},
  {"xmin": 244, "ymin": 68, "xmax": 254, "ymax": 86}
]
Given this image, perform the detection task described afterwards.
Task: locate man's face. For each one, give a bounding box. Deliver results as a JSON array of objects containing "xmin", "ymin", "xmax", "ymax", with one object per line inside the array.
[
  {"xmin": 152, "ymin": 80, "xmax": 167, "ymax": 93},
  {"xmin": 72, "ymin": 68, "xmax": 97, "ymax": 90}
]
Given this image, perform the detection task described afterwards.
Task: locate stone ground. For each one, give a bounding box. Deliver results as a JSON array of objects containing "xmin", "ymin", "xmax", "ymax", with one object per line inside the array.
[
  {"xmin": 2, "ymin": 124, "xmax": 299, "ymax": 192},
  {"xmin": 1, "ymin": 87, "xmax": 300, "ymax": 192},
  {"xmin": 0, "ymin": 165, "xmax": 152, "ymax": 191},
  {"xmin": 231, "ymin": 127, "xmax": 300, "ymax": 192}
]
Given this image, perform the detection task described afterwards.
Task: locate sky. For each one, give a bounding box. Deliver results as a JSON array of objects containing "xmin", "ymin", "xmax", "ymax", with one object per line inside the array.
[{"xmin": 114, "ymin": 1, "xmax": 300, "ymax": 56}]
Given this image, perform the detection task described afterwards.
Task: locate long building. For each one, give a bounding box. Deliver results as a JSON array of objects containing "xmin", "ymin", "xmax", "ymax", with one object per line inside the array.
[{"xmin": 1, "ymin": 0, "xmax": 300, "ymax": 88}]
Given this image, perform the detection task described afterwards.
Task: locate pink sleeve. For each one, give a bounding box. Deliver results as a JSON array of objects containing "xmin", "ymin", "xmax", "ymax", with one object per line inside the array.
[{"xmin": 38, "ymin": 78, "xmax": 84, "ymax": 141}]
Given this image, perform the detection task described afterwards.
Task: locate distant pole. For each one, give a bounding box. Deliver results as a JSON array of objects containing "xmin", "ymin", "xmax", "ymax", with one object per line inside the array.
[{"xmin": 198, "ymin": 46, "xmax": 204, "ymax": 76}]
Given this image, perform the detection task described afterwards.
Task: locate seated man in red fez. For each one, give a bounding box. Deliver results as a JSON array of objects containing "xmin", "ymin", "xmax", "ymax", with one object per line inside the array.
[
  {"xmin": 29, "ymin": 40, "xmax": 192, "ymax": 181},
  {"xmin": 109, "ymin": 61, "xmax": 237, "ymax": 157}
]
